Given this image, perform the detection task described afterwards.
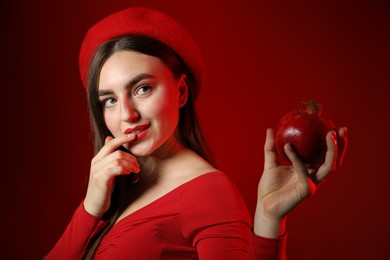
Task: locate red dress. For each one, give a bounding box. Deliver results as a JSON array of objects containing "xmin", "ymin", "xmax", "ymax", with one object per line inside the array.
[{"xmin": 47, "ymin": 172, "xmax": 286, "ymax": 259}]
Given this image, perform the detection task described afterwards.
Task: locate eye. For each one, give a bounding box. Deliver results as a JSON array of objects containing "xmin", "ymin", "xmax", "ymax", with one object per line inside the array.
[
  {"xmin": 100, "ymin": 97, "xmax": 117, "ymax": 107},
  {"xmin": 135, "ymin": 85, "xmax": 152, "ymax": 96}
]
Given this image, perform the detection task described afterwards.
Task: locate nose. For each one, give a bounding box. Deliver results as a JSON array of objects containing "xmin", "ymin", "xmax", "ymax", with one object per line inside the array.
[{"xmin": 120, "ymin": 98, "xmax": 140, "ymax": 123}]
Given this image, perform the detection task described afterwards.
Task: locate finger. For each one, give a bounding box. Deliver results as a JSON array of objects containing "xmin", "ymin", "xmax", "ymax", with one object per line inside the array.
[
  {"xmin": 106, "ymin": 134, "xmax": 137, "ymax": 151},
  {"xmin": 101, "ymin": 165, "xmax": 134, "ymax": 185},
  {"xmin": 95, "ymin": 134, "xmax": 137, "ymax": 160},
  {"xmin": 122, "ymin": 160, "xmax": 141, "ymax": 174},
  {"xmin": 284, "ymin": 143, "xmax": 310, "ymax": 184},
  {"xmin": 99, "ymin": 150, "xmax": 140, "ymax": 172},
  {"xmin": 113, "ymin": 151, "xmax": 141, "ymax": 174},
  {"xmin": 105, "ymin": 136, "xmax": 114, "ymax": 145},
  {"xmin": 264, "ymin": 128, "xmax": 279, "ymax": 170},
  {"xmin": 93, "ymin": 155, "xmax": 139, "ymax": 183},
  {"xmin": 336, "ymin": 127, "xmax": 348, "ymax": 167},
  {"xmin": 316, "ymin": 130, "xmax": 337, "ymax": 182}
]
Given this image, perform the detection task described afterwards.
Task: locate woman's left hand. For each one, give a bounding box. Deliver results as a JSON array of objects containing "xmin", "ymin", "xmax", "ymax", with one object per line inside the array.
[{"xmin": 253, "ymin": 127, "xmax": 348, "ymax": 238}]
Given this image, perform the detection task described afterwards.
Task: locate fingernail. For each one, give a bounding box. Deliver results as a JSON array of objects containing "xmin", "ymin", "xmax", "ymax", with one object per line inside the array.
[
  {"xmin": 343, "ymin": 127, "xmax": 348, "ymax": 137},
  {"xmin": 126, "ymin": 134, "xmax": 138, "ymax": 140},
  {"xmin": 331, "ymin": 130, "xmax": 337, "ymax": 142}
]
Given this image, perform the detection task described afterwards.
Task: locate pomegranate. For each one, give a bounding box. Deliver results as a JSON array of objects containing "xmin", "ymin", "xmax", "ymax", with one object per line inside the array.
[{"xmin": 275, "ymin": 100, "xmax": 336, "ymax": 167}]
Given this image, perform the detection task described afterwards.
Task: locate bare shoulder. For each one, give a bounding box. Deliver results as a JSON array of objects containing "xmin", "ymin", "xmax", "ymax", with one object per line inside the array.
[{"xmin": 174, "ymin": 149, "xmax": 218, "ymax": 180}]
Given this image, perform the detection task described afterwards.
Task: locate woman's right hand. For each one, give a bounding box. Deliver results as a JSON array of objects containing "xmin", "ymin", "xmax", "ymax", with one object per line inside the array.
[{"xmin": 83, "ymin": 134, "xmax": 140, "ymax": 218}]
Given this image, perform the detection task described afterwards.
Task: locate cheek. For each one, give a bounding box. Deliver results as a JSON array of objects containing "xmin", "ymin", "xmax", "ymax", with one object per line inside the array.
[
  {"xmin": 151, "ymin": 96, "xmax": 180, "ymax": 128},
  {"xmin": 104, "ymin": 112, "xmax": 120, "ymax": 135}
]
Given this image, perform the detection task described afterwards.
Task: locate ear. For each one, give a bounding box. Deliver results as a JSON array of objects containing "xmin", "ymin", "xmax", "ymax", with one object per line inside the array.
[{"xmin": 178, "ymin": 74, "xmax": 188, "ymax": 108}]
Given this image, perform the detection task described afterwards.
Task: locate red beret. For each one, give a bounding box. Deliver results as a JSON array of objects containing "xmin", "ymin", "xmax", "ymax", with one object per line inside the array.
[{"xmin": 79, "ymin": 7, "xmax": 205, "ymax": 99}]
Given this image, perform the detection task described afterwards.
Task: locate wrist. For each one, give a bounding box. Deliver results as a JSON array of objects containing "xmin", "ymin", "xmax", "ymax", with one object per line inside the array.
[
  {"xmin": 83, "ymin": 197, "xmax": 105, "ymax": 219},
  {"xmin": 253, "ymin": 207, "xmax": 287, "ymax": 238}
]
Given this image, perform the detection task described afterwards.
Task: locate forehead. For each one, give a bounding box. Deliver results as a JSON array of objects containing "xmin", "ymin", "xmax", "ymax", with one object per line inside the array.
[{"xmin": 98, "ymin": 51, "xmax": 171, "ymax": 89}]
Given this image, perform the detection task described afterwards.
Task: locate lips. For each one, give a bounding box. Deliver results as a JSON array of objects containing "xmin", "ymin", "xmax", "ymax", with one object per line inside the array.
[{"xmin": 124, "ymin": 122, "xmax": 151, "ymax": 135}]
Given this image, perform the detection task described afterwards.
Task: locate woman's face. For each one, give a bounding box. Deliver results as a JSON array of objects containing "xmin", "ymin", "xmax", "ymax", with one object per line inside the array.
[{"xmin": 98, "ymin": 50, "xmax": 187, "ymax": 157}]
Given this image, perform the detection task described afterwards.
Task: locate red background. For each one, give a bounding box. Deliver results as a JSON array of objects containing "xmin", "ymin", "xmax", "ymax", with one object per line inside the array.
[{"xmin": 1, "ymin": 0, "xmax": 389, "ymax": 259}]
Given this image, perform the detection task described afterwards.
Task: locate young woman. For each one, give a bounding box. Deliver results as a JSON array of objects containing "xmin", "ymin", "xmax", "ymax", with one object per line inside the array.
[{"xmin": 47, "ymin": 7, "xmax": 347, "ymax": 259}]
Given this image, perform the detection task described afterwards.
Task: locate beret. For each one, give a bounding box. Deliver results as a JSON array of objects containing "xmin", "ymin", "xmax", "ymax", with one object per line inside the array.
[{"xmin": 79, "ymin": 7, "xmax": 205, "ymax": 99}]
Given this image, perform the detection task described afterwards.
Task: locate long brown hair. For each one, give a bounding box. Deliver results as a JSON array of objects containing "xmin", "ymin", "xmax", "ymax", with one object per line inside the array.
[{"xmin": 83, "ymin": 35, "xmax": 213, "ymax": 259}]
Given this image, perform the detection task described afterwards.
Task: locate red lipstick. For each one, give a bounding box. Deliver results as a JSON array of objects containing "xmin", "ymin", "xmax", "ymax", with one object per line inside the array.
[{"xmin": 124, "ymin": 122, "xmax": 151, "ymax": 137}]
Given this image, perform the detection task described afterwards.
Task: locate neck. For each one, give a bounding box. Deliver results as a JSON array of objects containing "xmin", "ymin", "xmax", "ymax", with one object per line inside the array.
[{"xmin": 137, "ymin": 136, "xmax": 187, "ymax": 181}]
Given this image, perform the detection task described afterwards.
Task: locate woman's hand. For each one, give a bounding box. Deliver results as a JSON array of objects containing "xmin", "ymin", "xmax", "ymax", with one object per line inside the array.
[
  {"xmin": 254, "ymin": 127, "xmax": 348, "ymax": 238},
  {"xmin": 83, "ymin": 134, "xmax": 140, "ymax": 218}
]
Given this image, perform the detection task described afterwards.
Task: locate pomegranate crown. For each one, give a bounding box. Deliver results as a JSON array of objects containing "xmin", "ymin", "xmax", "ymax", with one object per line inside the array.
[{"xmin": 302, "ymin": 99, "xmax": 322, "ymax": 116}]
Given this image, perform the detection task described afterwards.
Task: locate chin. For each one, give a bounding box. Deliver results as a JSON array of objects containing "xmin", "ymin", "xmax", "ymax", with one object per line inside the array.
[{"xmin": 128, "ymin": 143, "xmax": 154, "ymax": 157}]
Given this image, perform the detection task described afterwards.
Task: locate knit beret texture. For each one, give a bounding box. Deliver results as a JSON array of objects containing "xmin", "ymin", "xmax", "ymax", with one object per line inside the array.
[{"xmin": 79, "ymin": 7, "xmax": 205, "ymax": 99}]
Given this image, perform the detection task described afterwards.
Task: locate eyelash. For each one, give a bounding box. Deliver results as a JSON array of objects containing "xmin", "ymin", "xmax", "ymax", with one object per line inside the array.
[
  {"xmin": 99, "ymin": 85, "xmax": 153, "ymax": 107},
  {"xmin": 100, "ymin": 97, "xmax": 117, "ymax": 107},
  {"xmin": 135, "ymin": 85, "xmax": 152, "ymax": 96}
]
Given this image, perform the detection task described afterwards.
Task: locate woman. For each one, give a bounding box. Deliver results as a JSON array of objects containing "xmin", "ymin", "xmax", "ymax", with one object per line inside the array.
[{"xmin": 47, "ymin": 7, "xmax": 347, "ymax": 259}]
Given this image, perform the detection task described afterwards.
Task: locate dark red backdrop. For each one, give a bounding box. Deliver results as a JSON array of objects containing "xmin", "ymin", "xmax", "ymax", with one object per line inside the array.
[{"xmin": 1, "ymin": 1, "xmax": 389, "ymax": 259}]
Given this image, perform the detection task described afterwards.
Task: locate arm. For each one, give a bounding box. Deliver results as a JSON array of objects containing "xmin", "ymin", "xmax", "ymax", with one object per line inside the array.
[
  {"xmin": 253, "ymin": 128, "xmax": 348, "ymax": 249},
  {"xmin": 195, "ymin": 223, "xmax": 287, "ymax": 260},
  {"xmin": 181, "ymin": 172, "xmax": 289, "ymax": 259},
  {"xmin": 46, "ymin": 134, "xmax": 140, "ymax": 258},
  {"xmin": 250, "ymin": 233, "xmax": 287, "ymax": 260},
  {"xmin": 45, "ymin": 203, "xmax": 101, "ymax": 259},
  {"xmin": 83, "ymin": 135, "xmax": 139, "ymax": 218}
]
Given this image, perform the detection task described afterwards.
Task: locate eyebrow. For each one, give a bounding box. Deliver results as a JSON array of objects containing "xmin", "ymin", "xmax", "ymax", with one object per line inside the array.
[{"xmin": 98, "ymin": 73, "xmax": 157, "ymax": 96}]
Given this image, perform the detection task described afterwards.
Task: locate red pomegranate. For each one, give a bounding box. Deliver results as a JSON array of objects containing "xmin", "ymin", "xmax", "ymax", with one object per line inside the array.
[{"xmin": 275, "ymin": 100, "xmax": 336, "ymax": 167}]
